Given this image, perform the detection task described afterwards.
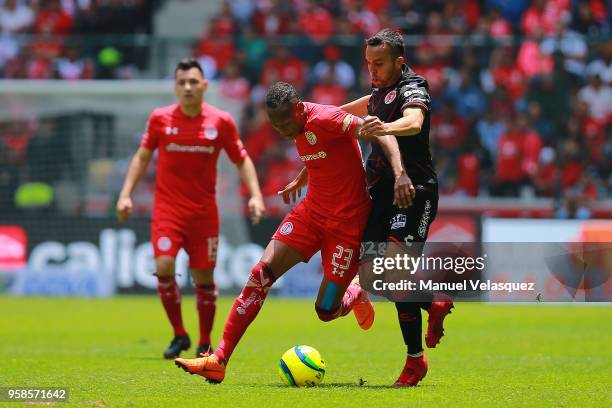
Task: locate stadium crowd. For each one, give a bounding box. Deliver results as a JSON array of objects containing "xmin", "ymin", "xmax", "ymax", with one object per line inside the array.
[{"xmin": 0, "ymin": 0, "xmax": 610, "ymax": 217}]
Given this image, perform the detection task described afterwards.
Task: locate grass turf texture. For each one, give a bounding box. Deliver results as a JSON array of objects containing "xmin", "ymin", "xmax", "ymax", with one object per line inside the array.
[{"xmin": 1, "ymin": 295, "xmax": 610, "ymax": 407}]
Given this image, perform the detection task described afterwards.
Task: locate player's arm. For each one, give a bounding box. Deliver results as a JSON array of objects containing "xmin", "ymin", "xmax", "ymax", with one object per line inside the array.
[
  {"xmin": 360, "ymin": 107, "xmax": 425, "ymax": 138},
  {"xmin": 278, "ymin": 167, "xmax": 308, "ymax": 205},
  {"xmin": 377, "ymin": 135, "xmax": 415, "ymax": 208},
  {"xmin": 340, "ymin": 95, "xmax": 370, "ymax": 117},
  {"xmin": 116, "ymin": 146, "xmax": 153, "ymax": 221},
  {"xmin": 235, "ymin": 156, "xmax": 265, "ymax": 225},
  {"xmin": 351, "ymin": 118, "xmax": 415, "ymax": 208}
]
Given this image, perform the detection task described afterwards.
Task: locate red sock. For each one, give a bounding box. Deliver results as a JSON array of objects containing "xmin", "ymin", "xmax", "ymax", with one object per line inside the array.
[
  {"xmin": 157, "ymin": 276, "xmax": 187, "ymax": 336},
  {"xmin": 341, "ymin": 282, "xmax": 361, "ymax": 315},
  {"xmin": 195, "ymin": 284, "xmax": 217, "ymax": 346},
  {"xmin": 215, "ymin": 262, "xmax": 274, "ymax": 364}
]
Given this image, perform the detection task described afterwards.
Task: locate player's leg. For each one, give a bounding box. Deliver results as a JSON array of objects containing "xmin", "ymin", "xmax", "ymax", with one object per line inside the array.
[
  {"xmin": 153, "ymin": 222, "xmax": 190, "ymax": 358},
  {"xmin": 191, "ymin": 268, "xmax": 216, "ymax": 356},
  {"xmin": 214, "ymin": 239, "xmax": 306, "ymax": 363},
  {"xmin": 314, "ymin": 230, "xmax": 369, "ymax": 324},
  {"xmin": 175, "ymin": 205, "xmax": 320, "ymax": 382},
  {"xmin": 186, "ymin": 233, "xmax": 219, "ymax": 356},
  {"xmin": 174, "ymin": 239, "xmax": 307, "ymax": 382}
]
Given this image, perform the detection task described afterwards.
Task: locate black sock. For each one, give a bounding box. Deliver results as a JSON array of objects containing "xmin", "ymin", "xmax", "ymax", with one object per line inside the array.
[
  {"xmin": 419, "ymin": 290, "xmax": 434, "ymax": 311},
  {"xmin": 395, "ymin": 302, "xmax": 422, "ymax": 355}
]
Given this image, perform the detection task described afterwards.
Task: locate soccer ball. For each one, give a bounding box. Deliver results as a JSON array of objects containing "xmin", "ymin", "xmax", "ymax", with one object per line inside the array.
[{"xmin": 279, "ymin": 345, "xmax": 326, "ymax": 387}]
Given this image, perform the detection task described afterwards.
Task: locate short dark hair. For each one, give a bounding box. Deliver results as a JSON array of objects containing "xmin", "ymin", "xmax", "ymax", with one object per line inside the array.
[
  {"xmin": 265, "ymin": 82, "xmax": 300, "ymax": 111},
  {"xmin": 365, "ymin": 28, "xmax": 405, "ymax": 59},
  {"xmin": 175, "ymin": 58, "xmax": 204, "ymax": 77}
]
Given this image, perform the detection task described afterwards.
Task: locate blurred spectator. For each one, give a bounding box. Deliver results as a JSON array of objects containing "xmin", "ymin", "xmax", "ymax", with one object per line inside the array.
[
  {"xmin": 577, "ymin": 73, "xmax": 612, "ymax": 122},
  {"xmin": 571, "ymin": 0, "xmax": 607, "ymax": 36},
  {"xmin": 476, "ymin": 108, "xmax": 505, "ymax": 160},
  {"xmin": 485, "ymin": 0, "xmax": 530, "ymax": 26},
  {"xmin": 55, "ymin": 45, "xmax": 94, "ymax": 80},
  {"xmin": 493, "ymin": 119, "xmax": 528, "ymax": 197},
  {"xmin": 197, "ymin": 25, "xmax": 235, "ymax": 72},
  {"xmin": 348, "ymin": 0, "xmax": 381, "ymax": 36},
  {"xmin": 389, "ymin": 0, "xmax": 426, "ymax": 34},
  {"xmin": 33, "ymin": 0, "xmax": 73, "ymax": 35},
  {"xmin": 541, "ymin": 21, "xmax": 588, "ymax": 78},
  {"xmin": 312, "ymin": 45, "xmax": 355, "ymax": 90},
  {"xmin": 521, "ymin": 0, "xmax": 570, "ymax": 37},
  {"xmin": 431, "ymin": 101, "xmax": 468, "ymax": 157},
  {"xmin": 585, "ymin": 43, "xmax": 612, "ymax": 85},
  {"xmin": 309, "ymin": 66, "xmax": 348, "ymax": 106},
  {"xmin": 0, "ymin": 0, "xmax": 34, "ymax": 33},
  {"xmin": 299, "ymin": 0, "xmax": 335, "ymax": 42},
  {"xmin": 555, "ymin": 189, "xmax": 592, "ymax": 219},
  {"xmin": 210, "ymin": 1, "xmax": 237, "ymax": 36},
  {"xmin": 532, "ymin": 146, "xmax": 559, "ymax": 197},
  {"xmin": 260, "ymin": 44, "xmax": 306, "ymax": 91},
  {"xmin": 251, "ymin": 0, "xmax": 293, "ymax": 37},
  {"xmin": 516, "ymin": 29, "xmax": 554, "ymax": 79},
  {"xmin": 218, "ymin": 61, "xmax": 250, "ymax": 102}
]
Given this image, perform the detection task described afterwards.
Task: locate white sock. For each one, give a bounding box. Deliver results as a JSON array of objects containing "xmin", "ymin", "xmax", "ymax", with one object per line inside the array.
[{"xmin": 408, "ymin": 351, "xmax": 423, "ymax": 358}]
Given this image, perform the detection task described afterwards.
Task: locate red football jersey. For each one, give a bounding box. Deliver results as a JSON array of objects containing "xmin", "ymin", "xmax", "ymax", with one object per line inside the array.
[
  {"xmin": 296, "ymin": 102, "xmax": 370, "ymax": 220},
  {"xmin": 141, "ymin": 103, "xmax": 247, "ymax": 221}
]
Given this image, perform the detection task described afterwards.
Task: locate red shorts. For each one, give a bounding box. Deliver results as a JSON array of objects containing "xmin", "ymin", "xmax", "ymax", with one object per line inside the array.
[
  {"xmin": 151, "ymin": 217, "xmax": 219, "ymax": 269},
  {"xmin": 272, "ymin": 201, "xmax": 370, "ymax": 286}
]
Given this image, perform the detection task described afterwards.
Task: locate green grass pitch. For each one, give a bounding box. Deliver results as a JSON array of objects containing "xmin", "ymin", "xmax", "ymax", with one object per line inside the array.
[{"xmin": 1, "ymin": 295, "xmax": 611, "ymax": 407}]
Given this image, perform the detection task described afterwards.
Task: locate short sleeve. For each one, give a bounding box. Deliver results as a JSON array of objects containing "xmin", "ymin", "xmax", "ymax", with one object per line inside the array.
[
  {"xmin": 318, "ymin": 105, "xmax": 359, "ymax": 139},
  {"xmin": 140, "ymin": 111, "xmax": 159, "ymax": 150},
  {"xmin": 398, "ymin": 78, "xmax": 432, "ymax": 112},
  {"xmin": 221, "ymin": 114, "xmax": 248, "ymax": 163}
]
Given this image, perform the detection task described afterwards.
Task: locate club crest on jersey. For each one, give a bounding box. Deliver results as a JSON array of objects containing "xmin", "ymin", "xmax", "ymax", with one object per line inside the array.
[
  {"xmin": 165, "ymin": 126, "xmax": 179, "ymax": 135},
  {"xmin": 204, "ymin": 127, "xmax": 218, "ymax": 140},
  {"xmin": 305, "ymin": 131, "xmax": 317, "ymax": 145},
  {"xmin": 279, "ymin": 222, "xmax": 293, "ymax": 235},
  {"xmin": 385, "ymin": 90, "xmax": 397, "ymax": 104},
  {"xmin": 157, "ymin": 236, "xmax": 172, "ymax": 251}
]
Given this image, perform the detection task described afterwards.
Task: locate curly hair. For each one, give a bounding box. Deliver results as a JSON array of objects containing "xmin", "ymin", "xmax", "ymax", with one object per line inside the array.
[{"xmin": 265, "ymin": 82, "xmax": 301, "ymax": 111}]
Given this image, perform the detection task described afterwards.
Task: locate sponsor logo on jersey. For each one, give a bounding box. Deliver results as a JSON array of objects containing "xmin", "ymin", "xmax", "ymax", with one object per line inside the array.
[
  {"xmin": 404, "ymin": 89, "xmax": 426, "ymax": 97},
  {"xmin": 385, "ymin": 90, "xmax": 397, "ymax": 104},
  {"xmin": 204, "ymin": 127, "xmax": 218, "ymax": 140},
  {"xmin": 305, "ymin": 131, "xmax": 317, "ymax": 145},
  {"xmin": 342, "ymin": 114, "xmax": 353, "ymax": 132},
  {"xmin": 418, "ymin": 200, "xmax": 432, "ymax": 238},
  {"xmin": 165, "ymin": 126, "xmax": 179, "ymax": 135},
  {"xmin": 157, "ymin": 236, "xmax": 172, "ymax": 251},
  {"xmin": 300, "ymin": 151, "xmax": 327, "ymax": 162},
  {"xmin": 166, "ymin": 143, "xmax": 215, "ymax": 153},
  {"xmin": 390, "ymin": 214, "xmax": 407, "ymax": 230},
  {"xmin": 279, "ymin": 222, "xmax": 293, "ymax": 235}
]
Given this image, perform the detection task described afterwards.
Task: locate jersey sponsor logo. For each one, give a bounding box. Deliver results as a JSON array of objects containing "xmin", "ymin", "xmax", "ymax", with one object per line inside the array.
[
  {"xmin": 165, "ymin": 126, "xmax": 179, "ymax": 135},
  {"xmin": 418, "ymin": 200, "xmax": 432, "ymax": 238},
  {"xmin": 300, "ymin": 151, "xmax": 327, "ymax": 162},
  {"xmin": 204, "ymin": 127, "xmax": 218, "ymax": 140},
  {"xmin": 305, "ymin": 131, "xmax": 317, "ymax": 145},
  {"xmin": 166, "ymin": 143, "xmax": 215, "ymax": 153},
  {"xmin": 157, "ymin": 236, "xmax": 172, "ymax": 251},
  {"xmin": 279, "ymin": 222, "xmax": 293, "ymax": 236},
  {"xmin": 342, "ymin": 114, "xmax": 353, "ymax": 133},
  {"xmin": 390, "ymin": 214, "xmax": 407, "ymax": 230},
  {"xmin": 384, "ymin": 90, "xmax": 397, "ymax": 104},
  {"xmin": 404, "ymin": 89, "xmax": 426, "ymax": 97}
]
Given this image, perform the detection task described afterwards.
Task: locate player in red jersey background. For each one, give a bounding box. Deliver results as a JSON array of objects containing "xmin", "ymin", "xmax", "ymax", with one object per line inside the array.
[
  {"xmin": 174, "ymin": 81, "xmax": 413, "ymax": 383},
  {"xmin": 116, "ymin": 58, "xmax": 265, "ymax": 359}
]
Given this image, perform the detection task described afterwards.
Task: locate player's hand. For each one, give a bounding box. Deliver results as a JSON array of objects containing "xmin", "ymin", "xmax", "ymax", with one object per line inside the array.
[
  {"xmin": 278, "ymin": 180, "xmax": 303, "ymax": 205},
  {"xmin": 359, "ymin": 115, "xmax": 388, "ymax": 138},
  {"xmin": 248, "ymin": 195, "xmax": 265, "ymax": 225},
  {"xmin": 116, "ymin": 195, "xmax": 133, "ymax": 222},
  {"xmin": 394, "ymin": 170, "xmax": 416, "ymax": 208}
]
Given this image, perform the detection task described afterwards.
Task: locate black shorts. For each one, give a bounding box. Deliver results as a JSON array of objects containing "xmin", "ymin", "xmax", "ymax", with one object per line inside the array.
[{"xmin": 360, "ymin": 183, "xmax": 438, "ymax": 260}]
